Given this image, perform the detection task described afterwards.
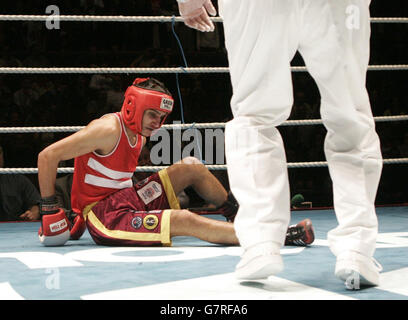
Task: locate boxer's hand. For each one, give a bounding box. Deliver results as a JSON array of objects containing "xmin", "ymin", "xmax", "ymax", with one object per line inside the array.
[
  {"xmin": 177, "ymin": 0, "xmax": 217, "ymax": 32},
  {"xmin": 38, "ymin": 196, "xmax": 70, "ymax": 246}
]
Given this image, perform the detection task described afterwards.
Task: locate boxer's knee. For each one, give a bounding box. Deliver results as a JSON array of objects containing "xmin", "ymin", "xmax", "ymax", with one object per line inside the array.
[
  {"xmin": 175, "ymin": 157, "xmax": 207, "ymax": 182},
  {"xmin": 178, "ymin": 156, "xmax": 202, "ymax": 165}
]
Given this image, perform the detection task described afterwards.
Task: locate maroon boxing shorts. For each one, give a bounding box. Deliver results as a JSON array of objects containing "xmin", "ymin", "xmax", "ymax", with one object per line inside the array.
[{"xmin": 82, "ymin": 169, "xmax": 180, "ymax": 246}]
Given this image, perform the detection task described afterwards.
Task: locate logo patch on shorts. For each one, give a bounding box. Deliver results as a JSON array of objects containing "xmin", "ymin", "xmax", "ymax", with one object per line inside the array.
[
  {"xmin": 137, "ymin": 181, "xmax": 162, "ymax": 205},
  {"xmin": 131, "ymin": 216, "xmax": 143, "ymax": 229},
  {"xmin": 143, "ymin": 215, "xmax": 159, "ymax": 230}
]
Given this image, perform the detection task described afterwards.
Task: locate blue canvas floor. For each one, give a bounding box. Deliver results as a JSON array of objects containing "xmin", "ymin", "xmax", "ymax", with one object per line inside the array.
[{"xmin": 0, "ymin": 206, "xmax": 407, "ymax": 300}]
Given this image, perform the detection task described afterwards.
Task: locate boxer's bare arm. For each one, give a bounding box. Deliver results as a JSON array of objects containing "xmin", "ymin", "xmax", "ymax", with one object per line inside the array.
[{"xmin": 37, "ymin": 115, "xmax": 120, "ymax": 197}]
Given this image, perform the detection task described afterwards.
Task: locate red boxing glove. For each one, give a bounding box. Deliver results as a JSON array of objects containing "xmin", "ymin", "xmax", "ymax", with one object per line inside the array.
[
  {"xmin": 68, "ymin": 212, "xmax": 87, "ymax": 240},
  {"xmin": 38, "ymin": 208, "xmax": 70, "ymax": 246}
]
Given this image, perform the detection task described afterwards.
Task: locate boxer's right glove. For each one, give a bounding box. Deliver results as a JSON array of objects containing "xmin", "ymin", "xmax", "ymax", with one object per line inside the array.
[
  {"xmin": 38, "ymin": 195, "xmax": 70, "ymax": 246},
  {"xmin": 66, "ymin": 211, "xmax": 87, "ymax": 240}
]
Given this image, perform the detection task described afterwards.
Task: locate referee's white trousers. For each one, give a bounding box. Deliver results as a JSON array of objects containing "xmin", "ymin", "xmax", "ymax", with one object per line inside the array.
[{"xmin": 220, "ymin": 0, "xmax": 382, "ymax": 258}]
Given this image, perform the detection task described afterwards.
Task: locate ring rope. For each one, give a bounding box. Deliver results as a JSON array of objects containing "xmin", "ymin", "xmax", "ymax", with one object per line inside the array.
[
  {"xmin": 0, "ymin": 115, "xmax": 407, "ymax": 134},
  {"xmin": 1, "ymin": 65, "xmax": 407, "ymax": 74},
  {"xmin": 1, "ymin": 158, "xmax": 407, "ymax": 175},
  {"xmin": 0, "ymin": 67, "xmax": 229, "ymax": 74},
  {"xmin": 0, "ymin": 15, "xmax": 406, "ymax": 23}
]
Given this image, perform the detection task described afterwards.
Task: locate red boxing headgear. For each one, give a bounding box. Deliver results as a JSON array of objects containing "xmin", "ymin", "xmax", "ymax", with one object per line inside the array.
[{"xmin": 121, "ymin": 78, "xmax": 174, "ymax": 134}]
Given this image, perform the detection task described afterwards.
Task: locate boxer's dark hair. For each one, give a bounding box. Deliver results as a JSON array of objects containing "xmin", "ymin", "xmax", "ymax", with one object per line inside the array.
[{"xmin": 134, "ymin": 78, "xmax": 172, "ymax": 96}]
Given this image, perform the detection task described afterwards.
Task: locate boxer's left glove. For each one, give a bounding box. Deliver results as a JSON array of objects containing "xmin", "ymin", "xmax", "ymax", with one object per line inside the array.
[{"xmin": 38, "ymin": 195, "xmax": 70, "ymax": 246}]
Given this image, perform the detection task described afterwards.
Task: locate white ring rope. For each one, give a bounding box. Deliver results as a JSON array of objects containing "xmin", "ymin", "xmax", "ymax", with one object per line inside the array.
[
  {"xmin": 0, "ymin": 115, "xmax": 407, "ymax": 134},
  {"xmin": 0, "ymin": 15, "xmax": 406, "ymax": 23},
  {"xmin": 1, "ymin": 158, "xmax": 407, "ymax": 175},
  {"xmin": 1, "ymin": 65, "xmax": 407, "ymax": 74},
  {"xmin": 0, "ymin": 67, "xmax": 229, "ymax": 74}
]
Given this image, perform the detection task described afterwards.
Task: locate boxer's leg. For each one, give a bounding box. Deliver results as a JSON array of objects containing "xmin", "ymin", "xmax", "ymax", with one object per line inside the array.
[
  {"xmin": 87, "ymin": 206, "xmax": 239, "ymax": 246},
  {"xmin": 170, "ymin": 209, "xmax": 238, "ymax": 245},
  {"xmin": 166, "ymin": 157, "xmax": 228, "ymax": 206}
]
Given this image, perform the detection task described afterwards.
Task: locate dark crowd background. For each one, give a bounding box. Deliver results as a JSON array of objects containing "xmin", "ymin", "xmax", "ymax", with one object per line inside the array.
[{"xmin": 0, "ymin": 0, "xmax": 407, "ymax": 208}]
